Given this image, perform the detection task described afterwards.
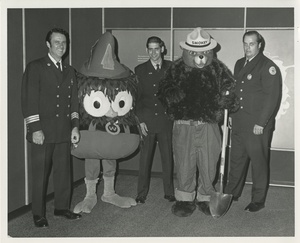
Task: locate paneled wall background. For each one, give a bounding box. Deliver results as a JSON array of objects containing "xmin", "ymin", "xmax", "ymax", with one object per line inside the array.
[{"xmin": 7, "ymin": 7, "xmax": 294, "ymax": 213}]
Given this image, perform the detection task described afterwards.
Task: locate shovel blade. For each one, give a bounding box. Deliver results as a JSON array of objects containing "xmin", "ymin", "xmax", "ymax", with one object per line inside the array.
[{"xmin": 209, "ymin": 192, "xmax": 233, "ymax": 219}]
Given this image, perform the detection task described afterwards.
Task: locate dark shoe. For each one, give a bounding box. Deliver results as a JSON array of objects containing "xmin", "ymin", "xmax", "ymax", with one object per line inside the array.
[
  {"xmin": 171, "ymin": 201, "xmax": 196, "ymax": 217},
  {"xmin": 244, "ymin": 202, "xmax": 265, "ymax": 212},
  {"xmin": 196, "ymin": 201, "xmax": 211, "ymax": 216},
  {"xmin": 54, "ymin": 209, "xmax": 82, "ymax": 220},
  {"xmin": 33, "ymin": 215, "xmax": 49, "ymax": 228},
  {"xmin": 135, "ymin": 196, "xmax": 146, "ymax": 204},
  {"xmin": 164, "ymin": 195, "xmax": 176, "ymax": 202}
]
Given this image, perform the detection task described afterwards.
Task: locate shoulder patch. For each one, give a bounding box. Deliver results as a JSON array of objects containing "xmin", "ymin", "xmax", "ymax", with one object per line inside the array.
[{"xmin": 269, "ymin": 66, "xmax": 276, "ymax": 75}]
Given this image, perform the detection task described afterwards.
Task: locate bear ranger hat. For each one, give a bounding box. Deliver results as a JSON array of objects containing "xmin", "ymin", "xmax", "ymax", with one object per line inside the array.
[
  {"xmin": 180, "ymin": 27, "xmax": 217, "ymax": 52},
  {"xmin": 80, "ymin": 31, "xmax": 130, "ymax": 79}
]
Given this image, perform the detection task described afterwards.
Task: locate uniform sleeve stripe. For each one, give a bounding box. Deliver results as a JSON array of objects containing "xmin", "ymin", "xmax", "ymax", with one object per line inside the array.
[
  {"xmin": 25, "ymin": 115, "xmax": 40, "ymax": 124},
  {"xmin": 71, "ymin": 112, "xmax": 79, "ymax": 120}
]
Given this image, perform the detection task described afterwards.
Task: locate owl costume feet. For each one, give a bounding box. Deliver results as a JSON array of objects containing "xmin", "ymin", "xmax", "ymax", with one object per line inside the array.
[
  {"xmin": 74, "ymin": 176, "xmax": 136, "ymax": 213},
  {"xmin": 73, "ymin": 178, "xmax": 98, "ymax": 214},
  {"xmin": 101, "ymin": 176, "xmax": 137, "ymax": 208}
]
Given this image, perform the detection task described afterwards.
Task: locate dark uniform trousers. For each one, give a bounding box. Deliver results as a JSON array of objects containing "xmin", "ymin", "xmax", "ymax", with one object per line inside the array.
[
  {"xmin": 225, "ymin": 128, "xmax": 273, "ymax": 203},
  {"xmin": 137, "ymin": 130, "xmax": 173, "ymax": 198},
  {"xmin": 31, "ymin": 142, "xmax": 71, "ymax": 216}
]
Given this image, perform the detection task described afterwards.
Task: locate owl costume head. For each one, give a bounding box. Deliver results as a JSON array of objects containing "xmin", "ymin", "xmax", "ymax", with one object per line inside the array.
[
  {"xmin": 77, "ymin": 32, "xmax": 138, "ymax": 129},
  {"xmin": 72, "ymin": 32, "xmax": 140, "ymax": 160}
]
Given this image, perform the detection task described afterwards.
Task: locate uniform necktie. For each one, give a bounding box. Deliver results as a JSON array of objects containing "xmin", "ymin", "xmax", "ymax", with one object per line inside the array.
[
  {"xmin": 156, "ymin": 64, "xmax": 160, "ymax": 71},
  {"xmin": 244, "ymin": 59, "xmax": 249, "ymax": 67},
  {"xmin": 56, "ymin": 62, "xmax": 62, "ymax": 71}
]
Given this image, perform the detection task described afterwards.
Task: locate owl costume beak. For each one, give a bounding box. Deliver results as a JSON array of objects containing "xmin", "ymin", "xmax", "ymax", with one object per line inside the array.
[{"xmin": 105, "ymin": 107, "xmax": 118, "ymax": 118}]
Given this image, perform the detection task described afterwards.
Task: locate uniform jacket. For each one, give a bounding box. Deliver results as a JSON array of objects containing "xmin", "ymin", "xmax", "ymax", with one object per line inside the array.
[
  {"xmin": 21, "ymin": 55, "xmax": 79, "ymax": 143},
  {"xmin": 135, "ymin": 59, "xmax": 173, "ymax": 133},
  {"xmin": 231, "ymin": 53, "xmax": 282, "ymax": 132}
]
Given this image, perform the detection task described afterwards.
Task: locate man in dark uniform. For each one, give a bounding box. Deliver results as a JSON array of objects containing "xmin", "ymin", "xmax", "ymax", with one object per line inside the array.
[
  {"xmin": 21, "ymin": 28, "xmax": 82, "ymax": 228},
  {"xmin": 135, "ymin": 36, "xmax": 175, "ymax": 204},
  {"xmin": 225, "ymin": 30, "xmax": 282, "ymax": 212}
]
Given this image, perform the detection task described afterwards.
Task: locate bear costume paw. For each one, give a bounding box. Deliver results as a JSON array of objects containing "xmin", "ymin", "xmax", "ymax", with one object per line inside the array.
[
  {"xmin": 171, "ymin": 201, "xmax": 196, "ymax": 217},
  {"xmin": 196, "ymin": 201, "xmax": 211, "ymax": 216}
]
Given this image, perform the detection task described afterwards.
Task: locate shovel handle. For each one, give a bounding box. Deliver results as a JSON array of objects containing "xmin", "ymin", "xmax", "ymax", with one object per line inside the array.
[
  {"xmin": 220, "ymin": 109, "xmax": 228, "ymax": 175},
  {"xmin": 219, "ymin": 109, "xmax": 229, "ymax": 192}
]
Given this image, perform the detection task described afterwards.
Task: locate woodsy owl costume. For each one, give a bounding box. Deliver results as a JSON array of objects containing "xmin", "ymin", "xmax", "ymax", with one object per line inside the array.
[
  {"xmin": 158, "ymin": 27, "xmax": 239, "ymax": 217},
  {"xmin": 71, "ymin": 32, "xmax": 140, "ymax": 213}
]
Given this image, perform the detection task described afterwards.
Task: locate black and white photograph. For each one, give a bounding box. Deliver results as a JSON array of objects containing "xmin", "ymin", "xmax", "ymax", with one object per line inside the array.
[{"xmin": 1, "ymin": 0, "xmax": 298, "ymax": 242}]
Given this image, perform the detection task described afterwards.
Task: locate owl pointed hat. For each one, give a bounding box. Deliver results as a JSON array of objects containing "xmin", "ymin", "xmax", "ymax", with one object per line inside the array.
[{"xmin": 79, "ymin": 31, "xmax": 131, "ymax": 79}]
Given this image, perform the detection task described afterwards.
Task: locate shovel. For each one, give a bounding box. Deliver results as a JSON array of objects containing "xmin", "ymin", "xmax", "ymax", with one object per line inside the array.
[{"xmin": 209, "ymin": 109, "xmax": 233, "ymax": 219}]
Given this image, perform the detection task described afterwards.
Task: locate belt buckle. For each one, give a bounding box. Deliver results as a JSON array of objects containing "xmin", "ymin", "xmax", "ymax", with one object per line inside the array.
[{"xmin": 191, "ymin": 120, "xmax": 202, "ymax": 126}]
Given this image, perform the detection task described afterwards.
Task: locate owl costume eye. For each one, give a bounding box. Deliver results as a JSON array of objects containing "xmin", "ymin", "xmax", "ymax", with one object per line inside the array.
[
  {"xmin": 83, "ymin": 90, "xmax": 110, "ymax": 117},
  {"xmin": 111, "ymin": 91, "xmax": 133, "ymax": 116}
]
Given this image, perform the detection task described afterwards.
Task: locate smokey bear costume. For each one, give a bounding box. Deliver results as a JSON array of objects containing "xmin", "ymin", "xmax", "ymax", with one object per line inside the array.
[
  {"xmin": 71, "ymin": 32, "xmax": 140, "ymax": 213},
  {"xmin": 158, "ymin": 27, "xmax": 239, "ymax": 217}
]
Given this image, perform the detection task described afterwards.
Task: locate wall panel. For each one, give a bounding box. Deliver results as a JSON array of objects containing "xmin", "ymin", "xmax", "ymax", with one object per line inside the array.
[
  {"xmin": 173, "ymin": 8, "xmax": 244, "ymax": 28},
  {"xmin": 105, "ymin": 8, "xmax": 171, "ymax": 29},
  {"xmin": 247, "ymin": 8, "xmax": 294, "ymax": 28},
  {"xmin": 7, "ymin": 9, "xmax": 26, "ymax": 213}
]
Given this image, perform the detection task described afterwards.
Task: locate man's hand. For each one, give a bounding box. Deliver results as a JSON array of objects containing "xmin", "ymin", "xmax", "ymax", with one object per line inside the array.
[
  {"xmin": 140, "ymin": 122, "xmax": 148, "ymax": 136},
  {"xmin": 32, "ymin": 130, "xmax": 45, "ymax": 145},
  {"xmin": 71, "ymin": 127, "xmax": 80, "ymax": 144},
  {"xmin": 253, "ymin": 124, "xmax": 264, "ymax": 135}
]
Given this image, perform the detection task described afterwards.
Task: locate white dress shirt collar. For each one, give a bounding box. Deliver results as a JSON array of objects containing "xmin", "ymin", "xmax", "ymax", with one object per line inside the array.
[{"xmin": 48, "ymin": 53, "xmax": 62, "ymax": 68}]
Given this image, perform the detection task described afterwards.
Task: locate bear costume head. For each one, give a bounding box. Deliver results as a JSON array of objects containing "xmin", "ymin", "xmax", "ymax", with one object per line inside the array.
[
  {"xmin": 180, "ymin": 27, "xmax": 217, "ymax": 69},
  {"xmin": 158, "ymin": 27, "xmax": 239, "ymax": 122}
]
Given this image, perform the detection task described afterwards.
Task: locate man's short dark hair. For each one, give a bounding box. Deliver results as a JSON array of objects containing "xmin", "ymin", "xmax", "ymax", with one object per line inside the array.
[
  {"xmin": 243, "ymin": 30, "xmax": 265, "ymax": 52},
  {"xmin": 146, "ymin": 36, "xmax": 164, "ymax": 49},
  {"xmin": 45, "ymin": 28, "xmax": 69, "ymax": 44}
]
